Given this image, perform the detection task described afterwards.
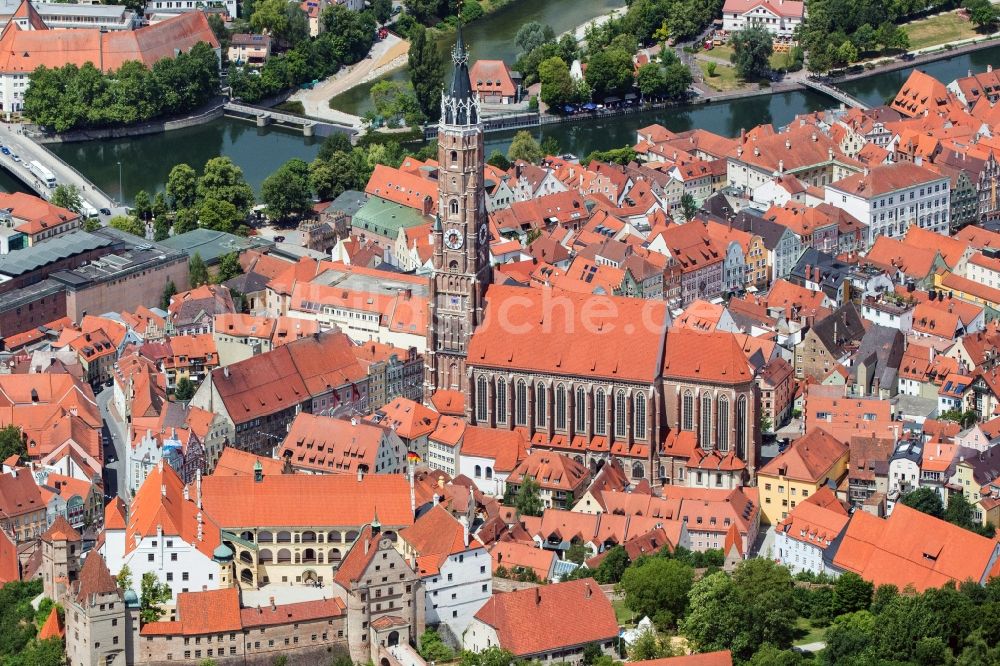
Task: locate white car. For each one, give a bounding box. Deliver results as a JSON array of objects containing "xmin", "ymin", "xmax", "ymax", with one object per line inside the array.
[{"xmin": 11, "ymin": 154, "xmax": 19, "ymax": 162}]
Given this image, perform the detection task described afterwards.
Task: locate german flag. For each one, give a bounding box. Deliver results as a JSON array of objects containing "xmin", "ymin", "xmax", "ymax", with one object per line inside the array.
[{"xmin": 407, "ymin": 451, "xmax": 422, "ymax": 464}]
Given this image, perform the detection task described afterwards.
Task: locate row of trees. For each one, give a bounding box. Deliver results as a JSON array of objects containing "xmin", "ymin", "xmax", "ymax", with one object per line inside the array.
[
  {"xmin": 586, "ymin": 0, "xmax": 723, "ymax": 50},
  {"xmin": 230, "ymin": 5, "xmax": 376, "ymax": 103},
  {"xmin": 24, "ymin": 42, "xmax": 220, "ymax": 132},
  {"xmin": 900, "ymin": 486, "xmax": 996, "ymax": 537},
  {"xmin": 0, "ymin": 580, "xmax": 64, "ymax": 666}
]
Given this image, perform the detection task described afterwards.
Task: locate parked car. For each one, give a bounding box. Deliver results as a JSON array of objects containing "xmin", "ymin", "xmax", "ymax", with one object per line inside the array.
[
  {"xmin": 0, "ymin": 146, "xmax": 9, "ymax": 155},
  {"xmin": 99, "ymin": 208, "xmax": 112, "ymax": 216},
  {"xmin": 11, "ymin": 154, "xmax": 19, "ymax": 162}
]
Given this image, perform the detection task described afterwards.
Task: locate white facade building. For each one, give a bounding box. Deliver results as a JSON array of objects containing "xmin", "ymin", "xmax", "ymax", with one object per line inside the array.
[
  {"xmin": 721, "ymin": 0, "xmax": 805, "ymax": 38},
  {"xmin": 826, "ymin": 163, "xmax": 950, "ymax": 247},
  {"xmin": 400, "ymin": 507, "xmax": 492, "ymax": 645}
]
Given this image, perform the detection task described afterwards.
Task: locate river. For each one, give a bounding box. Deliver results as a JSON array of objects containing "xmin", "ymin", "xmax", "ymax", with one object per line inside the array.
[{"xmin": 47, "ymin": 44, "xmax": 1000, "ymax": 203}]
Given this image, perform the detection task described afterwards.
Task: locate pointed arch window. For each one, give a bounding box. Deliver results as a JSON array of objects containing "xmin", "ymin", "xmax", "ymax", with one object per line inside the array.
[
  {"xmin": 495, "ymin": 378, "xmax": 507, "ymax": 425},
  {"xmin": 701, "ymin": 394, "xmax": 712, "ymax": 449},
  {"xmin": 450, "ymin": 199, "xmax": 459, "ymax": 216},
  {"xmin": 515, "ymin": 380, "xmax": 527, "ymax": 426},
  {"xmin": 718, "ymin": 396, "xmax": 730, "ymax": 453},
  {"xmin": 614, "ymin": 390, "xmax": 627, "ymax": 438},
  {"xmin": 595, "ymin": 389, "xmax": 606, "ymax": 435},
  {"xmin": 476, "ymin": 375, "xmax": 488, "ymax": 422},
  {"xmin": 736, "ymin": 395, "xmax": 748, "ymax": 460},
  {"xmin": 555, "ymin": 384, "xmax": 567, "ymax": 430},
  {"xmin": 535, "ymin": 383, "xmax": 547, "ymax": 428},
  {"xmin": 633, "ymin": 392, "xmax": 647, "ymax": 440},
  {"xmin": 575, "ymin": 387, "xmax": 587, "ymax": 432},
  {"xmin": 682, "ymin": 390, "xmax": 694, "ymax": 431}
]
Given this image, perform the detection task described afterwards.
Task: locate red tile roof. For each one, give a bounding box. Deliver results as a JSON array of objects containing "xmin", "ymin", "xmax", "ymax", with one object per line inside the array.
[
  {"xmin": 2, "ymin": 12, "xmax": 218, "ymax": 73},
  {"xmin": 460, "ymin": 426, "xmax": 528, "ymax": 472},
  {"xmin": 472, "ymin": 578, "xmax": 618, "ymax": 657},
  {"xmin": 241, "ymin": 596, "xmax": 345, "ymax": 628},
  {"xmin": 758, "ymin": 428, "xmax": 848, "ymax": 483},
  {"xmin": 470, "ymin": 59, "xmax": 516, "ymax": 98},
  {"xmin": 200, "ymin": 474, "xmax": 413, "ymax": 529},
  {"xmin": 631, "ymin": 653, "xmax": 733, "ymax": 666},
  {"xmin": 833, "ymin": 504, "xmax": 1000, "ymax": 591},
  {"xmin": 278, "ymin": 413, "xmax": 394, "ymax": 475},
  {"xmin": 212, "ymin": 447, "xmax": 288, "ymax": 477},
  {"xmin": 829, "ymin": 161, "xmax": 947, "ymax": 198},
  {"xmin": 489, "ymin": 540, "xmax": 556, "ymax": 580},
  {"xmin": 141, "ymin": 588, "xmax": 241, "ymax": 636},
  {"xmin": 400, "ymin": 505, "xmax": 483, "ymax": 576},
  {"xmin": 0, "ymin": 529, "xmax": 18, "ymax": 585},
  {"xmin": 37, "ymin": 605, "xmax": 63, "ymax": 640},
  {"xmin": 468, "ymin": 285, "xmax": 667, "ymax": 384},
  {"xmin": 0, "ymin": 192, "xmax": 79, "ymax": 236},
  {"xmin": 508, "ymin": 451, "xmax": 591, "ymax": 493}
]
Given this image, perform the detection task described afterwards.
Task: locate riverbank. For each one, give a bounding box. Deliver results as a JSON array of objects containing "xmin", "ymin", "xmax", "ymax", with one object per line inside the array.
[
  {"xmin": 28, "ymin": 97, "xmax": 226, "ymax": 145},
  {"xmin": 830, "ymin": 33, "xmax": 1000, "ymax": 84}
]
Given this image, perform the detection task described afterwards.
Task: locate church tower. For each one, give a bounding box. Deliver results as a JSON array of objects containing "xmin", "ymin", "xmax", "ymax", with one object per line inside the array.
[{"xmin": 425, "ymin": 24, "xmax": 491, "ymax": 400}]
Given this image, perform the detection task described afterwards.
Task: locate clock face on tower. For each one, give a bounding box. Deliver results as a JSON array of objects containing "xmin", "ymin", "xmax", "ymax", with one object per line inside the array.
[
  {"xmin": 445, "ymin": 229, "xmax": 464, "ymax": 250},
  {"xmin": 478, "ymin": 224, "xmax": 489, "ymax": 245}
]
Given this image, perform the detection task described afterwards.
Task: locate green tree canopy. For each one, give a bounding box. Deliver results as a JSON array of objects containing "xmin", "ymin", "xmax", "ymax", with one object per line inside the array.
[
  {"xmin": 215, "ymin": 252, "xmax": 244, "ymax": 284},
  {"xmin": 408, "ymin": 24, "xmax": 444, "ymax": 122},
  {"xmin": 584, "ymin": 48, "xmax": 634, "ymax": 98},
  {"xmin": 166, "ymin": 163, "xmax": 198, "ymax": 210},
  {"xmin": 681, "ymin": 559, "xmax": 797, "ymax": 661},
  {"xmin": 261, "ymin": 158, "xmax": 312, "ymax": 221},
  {"xmin": 197, "ymin": 157, "xmax": 255, "ymax": 216},
  {"xmin": 173, "ymin": 376, "xmax": 195, "ymax": 401},
  {"xmin": 507, "ymin": 130, "xmax": 544, "ymax": 164},
  {"xmin": 620, "ymin": 557, "xmax": 694, "ymax": 629},
  {"xmin": 538, "ymin": 56, "xmax": 577, "ymax": 110},
  {"xmin": 250, "ymin": 0, "xmax": 309, "ymax": 47},
  {"xmin": 0, "ymin": 425, "xmax": 25, "ymax": 463},
  {"xmin": 900, "ymin": 487, "xmax": 945, "ymax": 519},
  {"xmin": 133, "ymin": 189, "xmax": 152, "ymax": 221},
  {"xmin": 140, "ymin": 571, "xmax": 171, "ymax": 624},
  {"xmin": 418, "ymin": 628, "xmax": 454, "ymax": 662},
  {"xmin": 513, "ymin": 476, "xmax": 543, "ymax": 517},
  {"xmin": 108, "ymin": 215, "xmax": 145, "ymax": 238},
  {"xmin": 731, "ymin": 25, "xmax": 774, "ymax": 80},
  {"xmin": 832, "ymin": 571, "xmax": 874, "ymax": 617},
  {"xmin": 515, "ymin": 21, "xmax": 556, "ymax": 55},
  {"xmin": 188, "ymin": 253, "xmax": 209, "ymax": 288},
  {"xmin": 51, "ymin": 184, "xmax": 82, "ymax": 213}
]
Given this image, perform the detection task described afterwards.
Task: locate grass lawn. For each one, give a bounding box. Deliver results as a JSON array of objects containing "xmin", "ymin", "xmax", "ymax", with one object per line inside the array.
[
  {"xmin": 793, "ymin": 617, "xmax": 829, "ymax": 646},
  {"xmin": 698, "ymin": 61, "xmax": 743, "ymax": 92},
  {"xmin": 706, "ymin": 44, "xmax": 789, "ymax": 71},
  {"xmin": 274, "ymin": 100, "xmax": 305, "ymax": 115},
  {"xmin": 903, "ymin": 10, "xmax": 980, "ymax": 50},
  {"xmin": 613, "ymin": 598, "xmax": 638, "ymax": 626}
]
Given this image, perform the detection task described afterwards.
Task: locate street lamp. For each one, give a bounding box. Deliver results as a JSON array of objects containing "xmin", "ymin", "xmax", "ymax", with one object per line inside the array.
[{"xmin": 116, "ymin": 160, "xmax": 123, "ymax": 207}]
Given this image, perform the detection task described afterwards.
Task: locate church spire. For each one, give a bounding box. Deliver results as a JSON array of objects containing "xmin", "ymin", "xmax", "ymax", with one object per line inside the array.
[{"xmin": 442, "ymin": 20, "xmax": 478, "ymax": 126}]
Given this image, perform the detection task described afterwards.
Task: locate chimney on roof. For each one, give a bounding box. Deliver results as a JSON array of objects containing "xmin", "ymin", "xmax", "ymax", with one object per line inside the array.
[
  {"xmin": 269, "ymin": 596, "xmax": 276, "ymax": 610},
  {"xmin": 990, "ymin": 65, "xmax": 994, "ymax": 73},
  {"xmin": 754, "ymin": 146, "xmax": 760, "ymax": 157},
  {"xmin": 459, "ymin": 514, "xmax": 470, "ymax": 547},
  {"xmin": 223, "ymin": 366, "xmax": 230, "ymax": 379},
  {"xmin": 585, "ymin": 582, "xmax": 593, "ymax": 598},
  {"xmin": 196, "ymin": 469, "xmax": 202, "ymax": 510},
  {"xmin": 828, "ymin": 148, "xmax": 834, "ymax": 160},
  {"xmin": 778, "ymin": 159, "xmax": 784, "ymax": 174},
  {"xmin": 357, "ymin": 466, "xmax": 364, "ymax": 482},
  {"xmin": 161, "ymin": 484, "xmax": 166, "ymax": 497},
  {"xmin": 785, "ymin": 139, "xmax": 791, "ymax": 150},
  {"xmin": 183, "ymin": 484, "xmax": 190, "ymax": 501},
  {"xmin": 535, "ymin": 587, "xmax": 542, "ymax": 605}
]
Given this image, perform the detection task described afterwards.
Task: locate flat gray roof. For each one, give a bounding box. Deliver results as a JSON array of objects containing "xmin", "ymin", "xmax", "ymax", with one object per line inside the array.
[
  {"xmin": 0, "ymin": 231, "xmax": 112, "ymax": 278},
  {"xmin": 35, "ymin": 3, "xmax": 131, "ymax": 17},
  {"xmin": 159, "ymin": 229, "xmax": 274, "ymax": 264}
]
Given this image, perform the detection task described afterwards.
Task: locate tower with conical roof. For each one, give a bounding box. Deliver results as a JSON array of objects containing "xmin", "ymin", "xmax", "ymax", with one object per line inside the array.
[{"xmin": 425, "ymin": 23, "xmax": 491, "ymax": 402}]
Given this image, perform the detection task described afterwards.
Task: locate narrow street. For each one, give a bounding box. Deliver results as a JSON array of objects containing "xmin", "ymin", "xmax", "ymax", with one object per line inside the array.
[{"xmin": 97, "ymin": 387, "xmax": 130, "ymax": 502}]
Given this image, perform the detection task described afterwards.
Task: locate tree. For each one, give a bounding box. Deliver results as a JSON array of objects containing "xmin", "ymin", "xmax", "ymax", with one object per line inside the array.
[
  {"xmin": 369, "ymin": 80, "xmax": 424, "ymax": 127},
  {"xmin": 152, "ymin": 191, "xmax": 168, "ymax": 220},
  {"xmin": 173, "ymin": 208, "xmax": 198, "ymax": 235},
  {"xmin": 418, "ymin": 628, "xmax": 454, "ymax": 662},
  {"xmin": 584, "ymin": 48, "xmax": 634, "ymax": 98},
  {"xmin": 109, "ymin": 215, "xmax": 146, "ymax": 238},
  {"xmin": 133, "ymin": 189, "xmax": 152, "ymax": 222},
  {"xmin": 900, "ymin": 487, "xmax": 945, "ymax": 519},
  {"xmin": 538, "ymin": 56, "xmax": 577, "ymax": 110},
  {"xmin": 508, "ymin": 130, "xmax": 544, "ymax": 164},
  {"xmin": 160, "ymin": 280, "xmax": 177, "ymax": 310},
  {"xmin": 515, "ymin": 21, "xmax": 555, "ymax": 55},
  {"xmin": 636, "ymin": 62, "xmax": 668, "ymax": 98},
  {"xmin": 593, "ymin": 545, "xmax": 629, "ymax": 584},
  {"xmin": 83, "ymin": 218, "xmax": 101, "ymax": 232},
  {"xmin": 681, "ymin": 560, "xmax": 797, "ymax": 661},
  {"xmin": 318, "ymin": 132, "xmax": 353, "ymax": 162},
  {"xmin": 372, "ymin": 0, "xmax": 392, "ymax": 23},
  {"xmin": 731, "ymin": 25, "xmax": 773, "ymax": 80},
  {"xmin": 166, "ymin": 163, "xmax": 198, "ymax": 210},
  {"xmin": 706, "ymin": 61, "xmax": 718, "ymax": 77},
  {"xmin": 832, "ymin": 572, "xmax": 873, "ymax": 616},
  {"xmin": 459, "ymin": 646, "xmax": 515, "ymax": 666},
  {"xmin": 681, "ymin": 193, "xmax": 699, "ymax": 221},
  {"xmin": 629, "ymin": 628, "xmax": 674, "ymax": 661},
  {"xmin": 116, "ymin": 566, "xmax": 132, "ymax": 591},
  {"xmin": 408, "ymin": 24, "xmax": 444, "ymax": 122},
  {"xmin": 197, "ymin": 157, "xmax": 255, "ymax": 216},
  {"xmin": 51, "ymin": 184, "xmax": 82, "ymax": 213},
  {"xmin": 153, "ymin": 215, "xmax": 170, "ymax": 242},
  {"xmin": 216, "ymin": 252, "xmax": 244, "ymax": 284},
  {"xmin": 565, "ymin": 542, "xmax": 590, "ymax": 565},
  {"xmin": 540, "ymin": 135, "xmax": 561, "ymax": 159},
  {"xmin": 487, "ymin": 150, "xmax": 511, "ymax": 170},
  {"xmin": 513, "ymin": 477, "xmax": 543, "ymax": 517},
  {"xmin": 250, "ymin": 0, "xmax": 308, "ymax": 47},
  {"xmin": 966, "ymin": 0, "xmax": 1000, "ymax": 30},
  {"xmin": 662, "ymin": 63, "xmax": 693, "ymax": 99},
  {"xmin": 945, "ymin": 492, "xmax": 996, "ymax": 537},
  {"xmin": 0, "ymin": 425, "xmax": 25, "ymax": 463},
  {"xmin": 173, "ymin": 376, "xmax": 195, "ymax": 401},
  {"xmin": 261, "ymin": 158, "xmax": 312, "ymax": 221},
  {"xmin": 189, "ymin": 253, "xmax": 209, "ymax": 288},
  {"xmin": 199, "ymin": 198, "xmax": 242, "ymax": 234},
  {"xmin": 619, "ymin": 557, "xmax": 694, "ymax": 629},
  {"xmin": 140, "ymin": 571, "xmax": 171, "ymax": 624},
  {"xmin": 748, "ymin": 643, "xmax": 807, "ymax": 666}
]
